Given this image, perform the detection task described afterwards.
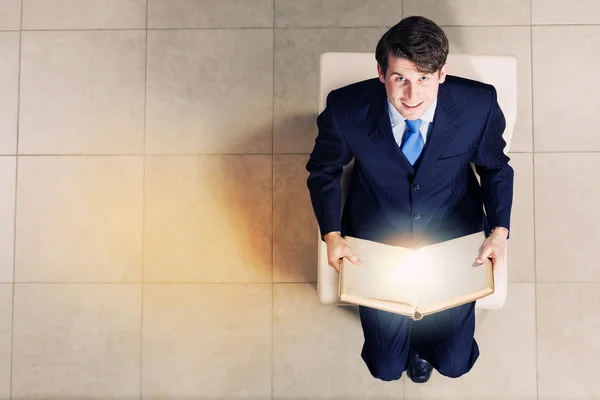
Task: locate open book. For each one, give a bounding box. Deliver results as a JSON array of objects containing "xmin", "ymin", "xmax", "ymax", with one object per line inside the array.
[{"xmin": 338, "ymin": 231, "xmax": 494, "ymax": 320}]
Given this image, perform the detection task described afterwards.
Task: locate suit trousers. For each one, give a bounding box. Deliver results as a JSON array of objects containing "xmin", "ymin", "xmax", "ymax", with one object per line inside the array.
[{"xmin": 358, "ymin": 301, "xmax": 480, "ymax": 381}]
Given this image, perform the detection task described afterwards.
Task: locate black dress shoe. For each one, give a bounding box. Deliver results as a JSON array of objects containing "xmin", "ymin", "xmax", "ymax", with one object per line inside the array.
[{"xmin": 406, "ymin": 349, "xmax": 433, "ymax": 383}]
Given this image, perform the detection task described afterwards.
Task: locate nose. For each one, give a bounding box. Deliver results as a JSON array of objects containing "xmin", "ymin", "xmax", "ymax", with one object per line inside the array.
[{"xmin": 403, "ymin": 85, "xmax": 415, "ymax": 100}]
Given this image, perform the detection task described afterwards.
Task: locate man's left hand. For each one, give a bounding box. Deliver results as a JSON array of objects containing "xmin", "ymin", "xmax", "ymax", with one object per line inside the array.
[{"xmin": 476, "ymin": 227, "xmax": 509, "ymax": 270}]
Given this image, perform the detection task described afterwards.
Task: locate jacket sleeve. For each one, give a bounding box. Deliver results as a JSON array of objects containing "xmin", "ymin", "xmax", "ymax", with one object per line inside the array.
[
  {"xmin": 305, "ymin": 91, "xmax": 353, "ymax": 240},
  {"xmin": 471, "ymin": 86, "xmax": 514, "ymax": 239}
]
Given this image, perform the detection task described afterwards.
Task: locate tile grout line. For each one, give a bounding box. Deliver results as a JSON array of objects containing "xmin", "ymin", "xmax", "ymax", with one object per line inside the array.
[
  {"xmin": 9, "ymin": 23, "xmax": 600, "ymax": 32},
  {"xmin": 271, "ymin": 0, "xmax": 275, "ymax": 398},
  {"xmin": 139, "ymin": 1, "xmax": 150, "ymax": 398},
  {"xmin": 9, "ymin": 2, "xmax": 24, "ymax": 397},
  {"xmin": 530, "ymin": 5, "xmax": 540, "ymax": 399}
]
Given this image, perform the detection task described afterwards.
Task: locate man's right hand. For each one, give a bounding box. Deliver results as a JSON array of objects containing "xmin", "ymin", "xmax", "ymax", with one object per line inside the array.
[{"xmin": 324, "ymin": 231, "xmax": 361, "ymax": 273}]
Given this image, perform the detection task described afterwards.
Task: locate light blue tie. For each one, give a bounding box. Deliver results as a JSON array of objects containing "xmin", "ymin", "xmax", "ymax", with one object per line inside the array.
[{"xmin": 401, "ymin": 119, "xmax": 424, "ymax": 165}]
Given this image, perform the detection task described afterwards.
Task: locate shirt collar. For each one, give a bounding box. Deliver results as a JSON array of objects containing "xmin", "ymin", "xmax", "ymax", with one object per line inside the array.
[{"xmin": 388, "ymin": 98, "xmax": 438, "ymax": 127}]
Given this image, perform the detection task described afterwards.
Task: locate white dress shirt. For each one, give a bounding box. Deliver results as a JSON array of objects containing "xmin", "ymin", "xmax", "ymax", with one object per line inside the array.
[{"xmin": 387, "ymin": 98, "xmax": 438, "ymax": 147}]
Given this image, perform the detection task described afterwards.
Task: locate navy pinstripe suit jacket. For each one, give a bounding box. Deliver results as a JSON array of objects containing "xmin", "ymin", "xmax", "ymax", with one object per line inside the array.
[{"xmin": 306, "ymin": 76, "xmax": 514, "ymax": 248}]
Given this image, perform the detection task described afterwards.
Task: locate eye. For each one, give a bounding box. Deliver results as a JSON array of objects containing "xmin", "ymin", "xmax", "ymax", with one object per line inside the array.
[
  {"xmin": 394, "ymin": 76, "xmax": 405, "ymax": 81},
  {"xmin": 421, "ymin": 76, "xmax": 429, "ymax": 81}
]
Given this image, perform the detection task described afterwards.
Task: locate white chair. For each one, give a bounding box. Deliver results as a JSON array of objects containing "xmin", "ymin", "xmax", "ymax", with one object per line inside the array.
[{"xmin": 316, "ymin": 52, "xmax": 517, "ymax": 310}]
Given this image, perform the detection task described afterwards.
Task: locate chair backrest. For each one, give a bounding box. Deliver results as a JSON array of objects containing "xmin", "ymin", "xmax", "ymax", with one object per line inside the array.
[{"xmin": 317, "ymin": 52, "xmax": 517, "ymax": 207}]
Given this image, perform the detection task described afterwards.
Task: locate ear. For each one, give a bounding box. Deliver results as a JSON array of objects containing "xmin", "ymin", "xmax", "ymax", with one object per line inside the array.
[
  {"xmin": 438, "ymin": 63, "xmax": 448, "ymax": 84},
  {"xmin": 377, "ymin": 63, "xmax": 385, "ymax": 83}
]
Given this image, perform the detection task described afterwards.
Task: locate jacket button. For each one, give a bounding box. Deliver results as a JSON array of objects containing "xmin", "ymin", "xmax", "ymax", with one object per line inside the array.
[
  {"xmin": 414, "ymin": 213, "xmax": 421, "ymax": 220},
  {"xmin": 413, "ymin": 184, "xmax": 420, "ymax": 190}
]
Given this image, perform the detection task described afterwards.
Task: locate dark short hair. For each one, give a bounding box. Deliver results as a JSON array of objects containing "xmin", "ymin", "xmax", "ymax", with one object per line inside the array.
[{"xmin": 375, "ymin": 16, "xmax": 449, "ymax": 76}]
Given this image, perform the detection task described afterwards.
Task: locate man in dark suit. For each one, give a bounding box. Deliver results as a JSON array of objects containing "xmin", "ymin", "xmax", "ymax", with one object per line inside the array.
[{"xmin": 305, "ymin": 16, "xmax": 513, "ymax": 383}]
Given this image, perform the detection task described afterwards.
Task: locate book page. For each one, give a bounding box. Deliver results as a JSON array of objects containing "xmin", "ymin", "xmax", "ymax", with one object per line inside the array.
[
  {"xmin": 340, "ymin": 232, "xmax": 493, "ymax": 311},
  {"xmin": 341, "ymin": 236, "xmax": 434, "ymax": 306},
  {"xmin": 415, "ymin": 232, "xmax": 493, "ymax": 307}
]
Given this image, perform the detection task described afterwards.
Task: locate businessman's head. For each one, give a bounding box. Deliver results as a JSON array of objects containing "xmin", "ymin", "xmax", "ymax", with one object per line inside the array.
[{"xmin": 376, "ymin": 16, "xmax": 449, "ymax": 120}]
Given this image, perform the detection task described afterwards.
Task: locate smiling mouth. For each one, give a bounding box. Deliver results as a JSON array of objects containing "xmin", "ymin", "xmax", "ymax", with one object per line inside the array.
[{"xmin": 402, "ymin": 101, "xmax": 423, "ymax": 109}]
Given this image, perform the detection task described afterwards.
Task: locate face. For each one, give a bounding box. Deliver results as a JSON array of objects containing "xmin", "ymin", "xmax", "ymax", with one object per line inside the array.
[{"xmin": 377, "ymin": 55, "xmax": 447, "ymax": 120}]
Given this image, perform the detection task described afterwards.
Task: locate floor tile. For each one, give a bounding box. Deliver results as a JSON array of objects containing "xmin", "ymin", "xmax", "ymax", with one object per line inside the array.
[
  {"xmin": 142, "ymin": 283, "xmax": 271, "ymax": 399},
  {"xmin": 19, "ymin": 31, "xmax": 146, "ymax": 154},
  {"xmin": 148, "ymin": 0, "xmax": 272, "ymax": 28},
  {"xmin": 537, "ymin": 283, "xmax": 600, "ymax": 399},
  {"xmin": 144, "ymin": 155, "xmax": 272, "ymax": 282},
  {"xmin": 273, "ymin": 155, "xmax": 318, "ymax": 282},
  {"xmin": 22, "ymin": 0, "xmax": 146, "ymax": 29},
  {"xmin": 15, "ymin": 156, "xmax": 143, "ymax": 282},
  {"xmin": 275, "ymin": 0, "xmax": 402, "ymax": 27},
  {"xmin": 11, "ymin": 284, "xmax": 142, "ymax": 399},
  {"xmin": 0, "ymin": 285, "xmax": 11, "ymax": 399},
  {"xmin": 146, "ymin": 29, "xmax": 273, "ymax": 154},
  {"xmin": 0, "ymin": 157, "xmax": 15, "ymax": 283},
  {"xmin": 533, "ymin": 26, "xmax": 600, "ymax": 151},
  {"xmin": 532, "ymin": 0, "xmax": 600, "ymax": 24},
  {"xmin": 403, "ymin": 0, "xmax": 530, "ymax": 26},
  {"xmin": 534, "ymin": 153, "xmax": 600, "ymax": 282},
  {"xmin": 0, "ymin": 32, "xmax": 19, "ymax": 155},
  {"xmin": 0, "ymin": 0, "xmax": 21, "ymax": 30}
]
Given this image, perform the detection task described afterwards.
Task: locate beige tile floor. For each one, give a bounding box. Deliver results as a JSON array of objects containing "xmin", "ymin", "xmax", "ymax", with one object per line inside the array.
[{"xmin": 1, "ymin": 0, "xmax": 600, "ymax": 398}]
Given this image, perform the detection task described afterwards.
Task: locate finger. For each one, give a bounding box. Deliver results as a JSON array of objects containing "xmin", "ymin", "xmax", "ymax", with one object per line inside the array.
[
  {"xmin": 328, "ymin": 260, "xmax": 340, "ymax": 273},
  {"xmin": 491, "ymin": 256, "xmax": 501, "ymax": 271},
  {"xmin": 476, "ymin": 246, "xmax": 493, "ymax": 263},
  {"xmin": 346, "ymin": 250, "xmax": 361, "ymax": 266}
]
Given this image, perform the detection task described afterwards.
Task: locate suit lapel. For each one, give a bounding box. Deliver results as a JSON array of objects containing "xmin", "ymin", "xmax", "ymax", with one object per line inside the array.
[
  {"xmin": 414, "ymin": 82, "xmax": 459, "ymax": 180},
  {"xmin": 366, "ymin": 83, "xmax": 415, "ymax": 173}
]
